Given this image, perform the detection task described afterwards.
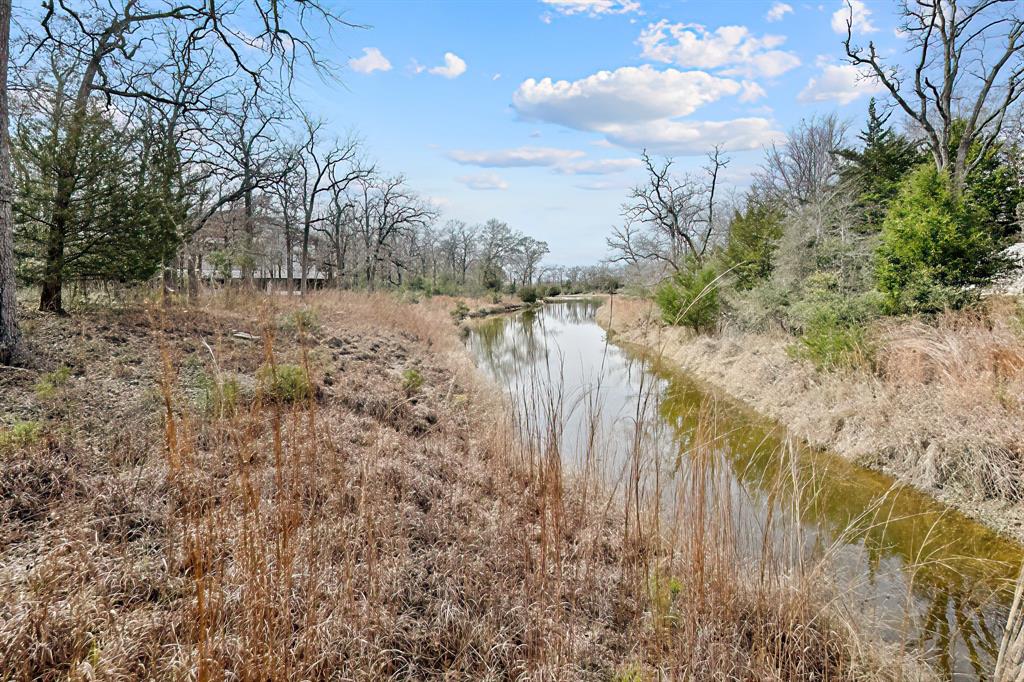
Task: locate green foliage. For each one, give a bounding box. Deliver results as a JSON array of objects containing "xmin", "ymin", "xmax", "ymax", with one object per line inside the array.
[
  {"xmin": 0, "ymin": 421, "xmax": 43, "ymax": 454},
  {"xmin": 838, "ymin": 99, "xmax": 925, "ymax": 231},
  {"xmin": 451, "ymin": 301, "xmax": 470, "ymax": 321},
  {"xmin": 655, "ymin": 261, "xmax": 721, "ymax": 333},
  {"xmin": 948, "ymin": 118, "xmax": 1024, "ymax": 240},
  {"xmin": 12, "ymin": 104, "xmax": 185, "ymax": 287},
  {"xmin": 875, "ymin": 164, "xmax": 1006, "ymax": 313},
  {"xmin": 34, "ymin": 366, "xmax": 71, "ymax": 400},
  {"xmin": 720, "ymin": 201, "xmax": 784, "ymax": 289},
  {"xmin": 786, "ymin": 273, "xmax": 880, "ymax": 371},
  {"xmin": 281, "ymin": 308, "xmax": 321, "ymax": 335},
  {"xmin": 402, "ymin": 368, "xmax": 425, "ymax": 394},
  {"xmin": 546, "ymin": 285, "xmax": 562, "ymax": 297},
  {"xmin": 517, "ymin": 285, "xmax": 539, "ymax": 304},
  {"xmin": 258, "ymin": 364, "xmax": 313, "ymax": 402},
  {"xmin": 197, "ymin": 373, "xmax": 252, "ymax": 418}
]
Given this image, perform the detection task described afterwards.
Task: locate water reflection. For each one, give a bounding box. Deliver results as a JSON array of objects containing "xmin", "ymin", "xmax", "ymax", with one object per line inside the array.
[{"xmin": 466, "ymin": 300, "xmax": 1023, "ymax": 681}]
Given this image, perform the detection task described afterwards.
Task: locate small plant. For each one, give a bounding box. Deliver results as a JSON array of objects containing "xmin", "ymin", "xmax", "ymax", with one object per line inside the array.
[
  {"xmin": 34, "ymin": 366, "xmax": 72, "ymax": 400},
  {"xmin": 258, "ymin": 363, "xmax": 314, "ymax": 402},
  {"xmin": 281, "ymin": 307, "xmax": 321, "ymax": 335},
  {"xmin": 517, "ymin": 285, "xmax": 539, "ymax": 304},
  {"xmin": 654, "ymin": 260, "xmax": 721, "ymax": 333},
  {"xmin": 200, "ymin": 375, "xmax": 251, "ymax": 417},
  {"xmin": 402, "ymin": 368, "xmax": 425, "ymax": 394},
  {"xmin": 0, "ymin": 421, "xmax": 43, "ymax": 453},
  {"xmin": 451, "ymin": 301, "xmax": 470, "ymax": 321},
  {"xmin": 790, "ymin": 314, "xmax": 874, "ymax": 371}
]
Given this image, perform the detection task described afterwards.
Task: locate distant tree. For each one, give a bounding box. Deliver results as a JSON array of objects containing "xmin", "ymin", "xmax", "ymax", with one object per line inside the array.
[
  {"xmin": 837, "ymin": 99, "xmax": 924, "ymax": 231},
  {"xmin": 876, "ymin": 164, "xmax": 1007, "ymax": 313}
]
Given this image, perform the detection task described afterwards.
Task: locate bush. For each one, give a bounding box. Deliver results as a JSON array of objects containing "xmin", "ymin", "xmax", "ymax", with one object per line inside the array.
[
  {"xmin": 790, "ymin": 313, "xmax": 873, "ymax": 371},
  {"xmin": 257, "ymin": 364, "xmax": 314, "ymax": 402},
  {"xmin": 654, "ymin": 261, "xmax": 721, "ymax": 333},
  {"xmin": 402, "ymin": 368, "xmax": 424, "ymax": 395},
  {"xmin": 34, "ymin": 366, "xmax": 71, "ymax": 400},
  {"xmin": 518, "ymin": 286, "xmax": 539, "ymax": 304},
  {"xmin": 546, "ymin": 285, "xmax": 562, "ymax": 297},
  {"xmin": 787, "ymin": 272, "xmax": 880, "ymax": 371},
  {"xmin": 875, "ymin": 164, "xmax": 1007, "ymax": 313},
  {"xmin": 280, "ymin": 308, "xmax": 321, "ymax": 335},
  {"xmin": 720, "ymin": 202, "xmax": 784, "ymax": 290},
  {"xmin": 0, "ymin": 421, "xmax": 43, "ymax": 453}
]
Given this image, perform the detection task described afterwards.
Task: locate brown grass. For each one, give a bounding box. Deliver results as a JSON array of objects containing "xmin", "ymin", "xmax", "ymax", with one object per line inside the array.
[{"xmin": 0, "ymin": 290, "xmax": 920, "ymax": 680}]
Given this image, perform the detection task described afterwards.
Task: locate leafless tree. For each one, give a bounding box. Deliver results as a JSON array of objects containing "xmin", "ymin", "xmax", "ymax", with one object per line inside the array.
[
  {"xmin": 352, "ymin": 174, "xmax": 436, "ymax": 289},
  {"xmin": 843, "ymin": 0, "xmax": 1024, "ymax": 192}
]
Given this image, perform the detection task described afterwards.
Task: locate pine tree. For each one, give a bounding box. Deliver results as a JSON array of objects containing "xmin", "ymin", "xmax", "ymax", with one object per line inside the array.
[{"xmin": 838, "ymin": 99, "xmax": 924, "ymax": 232}]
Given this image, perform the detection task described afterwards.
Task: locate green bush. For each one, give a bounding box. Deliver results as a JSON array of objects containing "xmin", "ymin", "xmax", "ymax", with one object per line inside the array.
[
  {"xmin": 720, "ymin": 202, "xmax": 784, "ymax": 289},
  {"xmin": 280, "ymin": 307, "xmax": 321, "ymax": 335},
  {"xmin": 875, "ymin": 164, "xmax": 1006, "ymax": 313},
  {"xmin": 0, "ymin": 421, "xmax": 43, "ymax": 453},
  {"xmin": 402, "ymin": 368, "xmax": 425, "ymax": 394},
  {"xmin": 791, "ymin": 313, "xmax": 873, "ymax": 371},
  {"xmin": 654, "ymin": 261, "xmax": 721, "ymax": 333},
  {"xmin": 257, "ymin": 364, "xmax": 313, "ymax": 402},
  {"xmin": 786, "ymin": 272, "xmax": 880, "ymax": 371},
  {"xmin": 546, "ymin": 285, "xmax": 562, "ymax": 297},
  {"xmin": 518, "ymin": 286, "xmax": 539, "ymax": 304}
]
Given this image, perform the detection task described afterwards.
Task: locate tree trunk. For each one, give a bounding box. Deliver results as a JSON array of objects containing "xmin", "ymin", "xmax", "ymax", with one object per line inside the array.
[
  {"xmin": 39, "ymin": 221, "xmax": 65, "ymax": 313},
  {"xmin": 0, "ymin": 0, "xmax": 21, "ymax": 364},
  {"xmin": 300, "ymin": 220, "xmax": 310, "ymax": 296}
]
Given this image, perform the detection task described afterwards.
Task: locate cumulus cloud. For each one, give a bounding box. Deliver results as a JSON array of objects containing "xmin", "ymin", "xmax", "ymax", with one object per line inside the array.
[
  {"xmin": 348, "ymin": 47, "xmax": 392, "ymax": 75},
  {"xmin": 513, "ymin": 65, "xmax": 740, "ymax": 130},
  {"xmin": 428, "ymin": 52, "xmax": 467, "ymax": 78},
  {"xmin": 798, "ymin": 63, "xmax": 883, "ymax": 104},
  {"xmin": 831, "ymin": 0, "xmax": 877, "ymax": 35},
  {"xmin": 599, "ymin": 118, "xmax": 783, "ymax": 155},
  {"xmin": 457, "ymin": 172, "xmax": 508, "ymax": 190},
  {"xmin": 541, "ymin": 0, "xmax": 641, "ymax": 17},
  {"xmin": 765, "ymin": 2, "xmax": 793, "ymax": 22},
  {"xmin": 447, "ymin": 146, "xmax": 585, "ymax": 167},
  {"xmin": 739, "ymin": 80, "xmax": 767, "ymax": 103},
  {"xmin": 637, "ymin": 21, "xmax": 800, "ymax": 78}
]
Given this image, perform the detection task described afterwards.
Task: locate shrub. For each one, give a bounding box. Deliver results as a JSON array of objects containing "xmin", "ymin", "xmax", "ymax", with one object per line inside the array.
[
  {"xmin": 34, "ymin": 366, "xmax": 71, "ymax": 400},
  {"xmin": 788, "ymin": 272, "xmax": 880, "ymax": 371},
  {"xmin": 281, "ymin": 307, "xmax": 321, "ymax": 335},
  {"xmin": 546, "ymin": 285, "xmax": 562, "ymax": 297},
  {"xmin": 654, "ymin": 261, "xmax": 721, "ymax": 333},
  {"xmin": 791, "ymin": 313, "xmax": 873, "ymax": 371},
  {"xmin": 257, "ymin": 363, "xmax": 313, "ymax": 402},
  {"xmin": 518, "ymin": 286, "xmax": 539, "ymax": 304},
  {"xmin": 0, "ymin": 421, "xmax": 43, "ymax": 453},
  {"xmin": 720, "ymin": 202, "xmax": 784, "ymax": 289},
  {"xmin": 402, "ymin": 368, "xmax": 424, "ymax": 395},
  {"xmin": 451, "ymin": 301, "xmax": 470, "ymax": 321},
  {"xmin": 875, "ymin": 164, "xmax": 1006, "ymax": 313}
]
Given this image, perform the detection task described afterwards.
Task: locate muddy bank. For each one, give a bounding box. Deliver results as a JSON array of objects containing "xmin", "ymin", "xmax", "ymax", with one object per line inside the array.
[{"xmin": 596, "ymin": 296, "xmax": 1024, "ymax": 545}]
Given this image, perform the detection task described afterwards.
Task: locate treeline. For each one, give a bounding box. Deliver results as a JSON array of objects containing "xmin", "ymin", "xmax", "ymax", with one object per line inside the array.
[
  {"xmin": 3, "ymin": 1, "xmax": 563, "ymax": 324},
  {"xmin": 611, "ymin": 2, "xmax": 1024, "ymax": 370}
]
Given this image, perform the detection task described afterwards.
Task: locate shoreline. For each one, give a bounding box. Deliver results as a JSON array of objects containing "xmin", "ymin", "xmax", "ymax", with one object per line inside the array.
[{"xmin": 594, "ymin": 295, "xmax": 1024, "ymax": 546}]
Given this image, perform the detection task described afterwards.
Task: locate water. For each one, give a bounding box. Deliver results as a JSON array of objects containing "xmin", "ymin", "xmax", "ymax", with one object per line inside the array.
[{"xmin": 466, "ymin": 298, "xmax": 1024, "ymax": 681}]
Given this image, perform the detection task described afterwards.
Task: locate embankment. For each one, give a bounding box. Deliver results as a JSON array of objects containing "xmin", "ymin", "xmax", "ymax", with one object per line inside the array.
[{"xmin": 596, "ymin": 295, "xmax": 1024, "ymax": 544}]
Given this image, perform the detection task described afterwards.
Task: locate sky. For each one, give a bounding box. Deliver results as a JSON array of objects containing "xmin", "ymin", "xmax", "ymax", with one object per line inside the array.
[{"xmin": 292, "ymin": 0, "xmax": 902, "ymax": 265}]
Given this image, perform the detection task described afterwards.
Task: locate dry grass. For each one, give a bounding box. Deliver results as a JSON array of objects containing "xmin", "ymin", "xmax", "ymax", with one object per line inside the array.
[{"xmin": 0, "ymin": 290, "xmax": 921, "ymax": 680}]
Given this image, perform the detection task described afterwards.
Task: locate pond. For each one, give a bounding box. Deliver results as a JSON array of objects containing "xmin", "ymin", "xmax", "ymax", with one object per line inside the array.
[{"xmin": 466, "ymin": 298, "xmax": 1023, "ymax": 681}]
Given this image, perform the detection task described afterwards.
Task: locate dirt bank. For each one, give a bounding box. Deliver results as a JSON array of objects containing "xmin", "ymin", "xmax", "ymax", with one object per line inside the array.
[{"xmin": 596, "ymin": 295, "xmax": 1024, "ymax": 544}]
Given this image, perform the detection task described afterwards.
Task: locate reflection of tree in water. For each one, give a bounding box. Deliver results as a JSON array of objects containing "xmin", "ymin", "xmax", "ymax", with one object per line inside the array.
[{"xmin": 654, "ymin": 372, "xmax": 1022, "ymax": 679}]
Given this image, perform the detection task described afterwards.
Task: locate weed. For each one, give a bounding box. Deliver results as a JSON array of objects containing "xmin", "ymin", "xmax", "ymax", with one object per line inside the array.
[
  {"xmin": 0, "ymin": 421, "xmax": 43, "ymax": 453},
  {"xmin": 257, "ymin": 363, "xmax": 314, "ymax": 402},
  {"xmin": 34, "ymin": 366, "xmax": 72, "ymax": 400},
  {"xmin": 402, "ymin": 368, "xmax": 425, "ymax": 394},
  {"xmin": 281, "ymin": 307, "xmax": 322, "ymax": 335}
]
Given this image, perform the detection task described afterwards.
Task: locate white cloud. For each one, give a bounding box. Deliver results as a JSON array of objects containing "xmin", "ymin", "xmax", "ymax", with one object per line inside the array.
[
  {"xmin": 599, "ymin": 117, "xmax": 783, "ymax": 155},
  {"xmin": 765, "ymin": 2, "xmax": 793, "ymax": 22},
  {"xmin": 831, "ymin": 0, "xmax": 877, "ymax": 35},
  {"xmin": 447, "ymin": 146, "xmax": 585, "ymax": 167},
  {"xmin": 739, "ymin": 80, "xmax": 767, "ymax": 103},
  {"xmin": 348, "ymin": 47, "xmax": 392, "ymax": 75},
  {"xmin": 428, "ymin": 52, "xmax": 467, "ymax": 79},
  {"xmin": 513, "ymin": 65, "xmax": 740, "ymax": 130},
  {"xmin": 541, "ymin": 0, "xmax": 641, "ymax": 17},
  {"xmin": 576, "ymin": 179, "xmax": 626, "ymax": 191},
  {"xmin": 457, "ymin": 172, "xmax": 509, "ymax": 190},
  {"xmin": 492, "ymin": 73, "xmax": 502, "ymax": 81},
  {"xmin": 798, "ymin": 63, "xmax": 883, "ymax": 104},
  {"xmin": 637, "ymin": 21, "xmax": 800, "ymax": 78},
  {"xmin": 557, "ymin": 158, "xmax": 642, "ymax": 174}
]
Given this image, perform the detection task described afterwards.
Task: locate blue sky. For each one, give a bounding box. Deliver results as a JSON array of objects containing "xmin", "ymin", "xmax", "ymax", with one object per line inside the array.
[{"xmin": 295, "ymin": 0, "xmax": 900, "ymax": 265}]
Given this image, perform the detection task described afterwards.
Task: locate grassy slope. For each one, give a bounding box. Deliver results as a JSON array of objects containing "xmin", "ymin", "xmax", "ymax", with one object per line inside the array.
[
  {"xmin": 0, "ymin": 291, "xmax": 921, "ymax": 680},
  {"xmin": 597, "ymin": 295, "xmax": 1024, "ymax": 543}
]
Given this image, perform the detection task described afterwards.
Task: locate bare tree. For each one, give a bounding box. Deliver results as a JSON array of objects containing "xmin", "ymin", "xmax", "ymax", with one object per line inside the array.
[
  {"xmin": 0, "ymin": 0, "xmax": 20, "ymax": 364},
  {"xmin": 843, "ymin": 0, "xmax": 1024, "ymax": 192}
]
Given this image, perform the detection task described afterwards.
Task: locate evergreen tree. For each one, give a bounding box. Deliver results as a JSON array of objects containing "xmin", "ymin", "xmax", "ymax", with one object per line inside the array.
[
  {"xmin": 838, "ymin": 99, "xmax": 924, "ymax": 231},
  {"xmin": 720, "ymin": 200, "xmax": 784, "ymax": 289}
]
